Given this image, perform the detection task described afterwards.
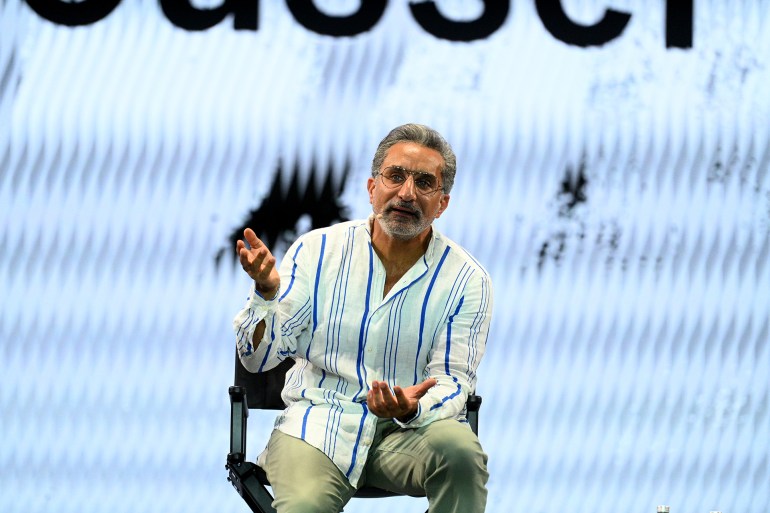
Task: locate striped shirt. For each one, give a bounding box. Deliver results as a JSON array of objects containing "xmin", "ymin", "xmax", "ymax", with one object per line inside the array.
[{"xmin": 233, "ymin": 217, "xmax": 493, "ymax": 487}]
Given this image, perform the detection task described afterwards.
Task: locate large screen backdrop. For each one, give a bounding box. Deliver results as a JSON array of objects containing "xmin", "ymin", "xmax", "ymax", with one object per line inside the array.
[{"xmin": 2, "ymin": 1, "xmax": 769, "ymax": 512}]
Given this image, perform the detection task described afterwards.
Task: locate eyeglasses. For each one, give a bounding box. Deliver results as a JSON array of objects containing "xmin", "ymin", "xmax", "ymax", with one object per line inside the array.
[{"xmin": 377, "ymin": 166, "xmax": 443, "ymax": 196}]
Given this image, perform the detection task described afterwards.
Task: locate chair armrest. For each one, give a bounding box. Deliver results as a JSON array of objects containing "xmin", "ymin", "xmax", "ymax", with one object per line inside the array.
[
  {"xmin": 228, "ymin": 386, "xmax": 249, "ymax": 464},
  {"xmin": 467, "ymin": 394, "xmax": 482, "ymax": 435}
]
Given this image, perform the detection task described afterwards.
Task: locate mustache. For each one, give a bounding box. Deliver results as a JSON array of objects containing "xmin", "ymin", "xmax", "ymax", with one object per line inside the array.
[{"xmin": 385, "ymin": 202, "xmax": 420, "ymax": 216}]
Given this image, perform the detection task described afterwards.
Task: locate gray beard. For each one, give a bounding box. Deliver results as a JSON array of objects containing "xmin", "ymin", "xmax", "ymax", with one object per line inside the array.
[{"xmin": 377, "ymin": 209, "xmax": 432, "ymax": 240}]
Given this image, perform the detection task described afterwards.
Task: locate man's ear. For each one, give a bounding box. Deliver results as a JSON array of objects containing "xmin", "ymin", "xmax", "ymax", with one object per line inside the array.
[
  {"xmin": 435, "ymin": 194, "xmax": 450, "ymax": 218},
  {"xmin": 367, "ymin": 177, "xmax": 375, "ymax": 203}
]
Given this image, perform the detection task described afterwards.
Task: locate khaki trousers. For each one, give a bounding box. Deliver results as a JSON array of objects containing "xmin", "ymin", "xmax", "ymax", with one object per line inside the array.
[
  {"xmin": 265, "ymin": 419, "xmax": 489, "ymax": 513},
  {"xmin": 263, "ymin": 418, "xmax": 488, "ymax": 513}
]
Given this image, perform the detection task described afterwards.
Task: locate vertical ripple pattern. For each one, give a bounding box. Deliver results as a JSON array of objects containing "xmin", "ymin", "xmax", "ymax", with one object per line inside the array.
[{"xmin": 1, "ymin": 1, "xmax": 768, "ymax": 513}]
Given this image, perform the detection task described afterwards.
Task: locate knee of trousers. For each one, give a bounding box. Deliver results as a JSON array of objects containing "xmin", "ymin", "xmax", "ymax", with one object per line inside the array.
[
  {"xmin": 273, "ymin": 488, "xmax": 346, "ymax": 513},
  {"xmin": 423, "ymin": 424, "xmax": 488, "ymax": 478}
]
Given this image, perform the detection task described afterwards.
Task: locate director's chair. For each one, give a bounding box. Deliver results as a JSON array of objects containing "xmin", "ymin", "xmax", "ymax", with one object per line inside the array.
[{"xmin": 226, "ymin": 354, "xmax": 482, "ymax": 513}]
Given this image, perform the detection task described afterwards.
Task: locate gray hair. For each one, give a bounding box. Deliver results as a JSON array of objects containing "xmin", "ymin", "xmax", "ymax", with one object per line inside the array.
[{"xmin": 370, "ymin": 123, "xmax": 457, "ymax": 194}]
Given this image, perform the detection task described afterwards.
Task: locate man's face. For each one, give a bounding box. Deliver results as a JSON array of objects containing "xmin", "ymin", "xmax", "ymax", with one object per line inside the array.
[{"xmin": 367, "ymin": 142, "xmax": 450, "ymax": 241}]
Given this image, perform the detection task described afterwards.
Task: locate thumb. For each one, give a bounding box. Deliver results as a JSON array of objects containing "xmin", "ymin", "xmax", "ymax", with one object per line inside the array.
[{"xmin": 415, "ymin": 377, "xmax": 438, "ymax": 396}]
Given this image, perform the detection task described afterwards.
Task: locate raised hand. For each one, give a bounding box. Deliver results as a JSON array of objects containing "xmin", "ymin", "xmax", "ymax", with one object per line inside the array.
[
  {"xmin": 236, "ymin": 228, "xmax": 280, "ymax": 299},
  {"xmin": 367, "ymin": 378, "xmax": 437, "ymax": 421}
]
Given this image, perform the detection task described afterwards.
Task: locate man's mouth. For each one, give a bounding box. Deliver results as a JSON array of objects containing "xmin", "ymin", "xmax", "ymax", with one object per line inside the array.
[{"xmin": 388, "ymin": 206, "xmax": 419, "ymax": 218}]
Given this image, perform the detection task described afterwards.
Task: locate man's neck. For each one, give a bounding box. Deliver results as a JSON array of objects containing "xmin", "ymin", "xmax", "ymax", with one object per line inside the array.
[{"xmin": 370, "ymin": 219, "xmax": 431, "ymax": 274}]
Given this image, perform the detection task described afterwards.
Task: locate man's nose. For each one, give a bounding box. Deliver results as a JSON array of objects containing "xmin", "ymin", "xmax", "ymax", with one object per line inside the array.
[{"xmin": 397, "ymin": 175, "xmax": 417, "ymax": 199}]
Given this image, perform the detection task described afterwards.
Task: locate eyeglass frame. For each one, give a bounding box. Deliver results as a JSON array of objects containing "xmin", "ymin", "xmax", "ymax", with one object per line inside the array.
[{"xmin": 376, "ymin": 165, "xmax": 445, "ymax": 196}]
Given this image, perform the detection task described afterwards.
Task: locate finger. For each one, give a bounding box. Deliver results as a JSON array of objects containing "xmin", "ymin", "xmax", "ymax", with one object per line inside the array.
[
  {"xmin": 236, "ymin": 240, "xmax": 245, "ymax": 254},
  {"xmin": 240, "ymin": 248, "xmax": 269, "ymax": 279},
  {"xmin": 367, "ymin": 386, "xmax": 383, "ymax": 413},
  {"xmin": 239, "ymin": 248, "xmax": 253, "ymax": 269},
  {"xmin": 243, "ymin": 228, "xmax": 262, "ymax": 249},
  {"xmin": 392, "ymin": 386, "xmax": 412, "ymax": 411},
  {"xmin": 371, "ymin": 382, "xmax": 394, "ymax": 412},
  {"xmin": 256, "ymin": 254, "xmax": 276, "ymax": 280},
  {"xmin": 371, "ymin": 381, "xmax": 384, "ymax": 405},
  {"xmin": 239, "ymin": 246, "xmax": 260, "ymax": 267},
  {"xmin": 378, "ymin": 383, "xmax": 400, "ymax": 410}
]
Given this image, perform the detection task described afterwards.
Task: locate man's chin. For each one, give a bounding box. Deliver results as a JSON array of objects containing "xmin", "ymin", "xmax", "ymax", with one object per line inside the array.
[
  {"xmin": 388, "ymin": 230, "xmax": 419, "ymax": 241},
  {"xmin": 380, "ymin": 218, "xmax": 429, "ymax": 241}
]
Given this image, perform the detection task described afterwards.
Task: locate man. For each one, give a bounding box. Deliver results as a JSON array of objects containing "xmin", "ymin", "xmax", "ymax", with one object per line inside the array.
[{"xmin": 233, "ymin": 123, "xmax": 493, "ymax": 513}]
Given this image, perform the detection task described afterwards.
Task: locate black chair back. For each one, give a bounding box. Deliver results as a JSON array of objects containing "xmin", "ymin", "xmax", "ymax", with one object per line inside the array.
[{"xmin": 234, "ymin": 354, "xmax": 294, "ymax": 410}]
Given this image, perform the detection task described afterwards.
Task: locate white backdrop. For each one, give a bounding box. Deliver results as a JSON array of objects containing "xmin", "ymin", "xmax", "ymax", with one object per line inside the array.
[{"xmin": 2, "ymin": 1, "xmax": 769, "ymax": 512}]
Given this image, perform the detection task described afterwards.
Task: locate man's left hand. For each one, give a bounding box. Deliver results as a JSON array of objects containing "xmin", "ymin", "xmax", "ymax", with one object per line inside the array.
[{"xmin": 367, "ymin": 378, "xmax": 437, "ymax": 422}]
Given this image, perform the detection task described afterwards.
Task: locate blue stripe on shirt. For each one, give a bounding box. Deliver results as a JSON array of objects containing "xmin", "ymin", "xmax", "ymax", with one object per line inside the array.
[
  {"xmin": 416, "ymin": 245, "xmax": 451, "ymax": 382},
  {"xmin": 345, "ymin": 403, "xmax": 369, "ymax": 478},
  {"xmin": 430, "ymin": 376, "xmax": 462, "ymax": 411},
  {"xmin": 301, "ymin": 400, "xmax": 313, "ymax": 439},
  {"xmin": 430, "ymin": 264, "xmax": 471, "ymax": 348},
  {"xmin": 384, "ymin": 292, "xmax": 405, "ymax": 382},
  {"xmin": 236, "ymin": 308, "xmax": 256, "ymax": 355},
  {"xmin": 467, "ymin": 276, "xmax": 490, "ymax": 378},
  {"xmin": 326, "ymin": 228, "xmax": 353, "ymax": 374},
  {"xmin": 306, "ymin": 234, "xmax": 326, "ymax": 359},
  {"xmin": 354, "ymin": 243, "xmax": 374, "ymax": 399},
  {"xmin": 445, "ymin": 296, "xmax": 465, "ymax": 374},
  {"xmin": 281, "ymin": 298, "xmax": 311, "ymax": 332},
  {"xmin": 312, "ymin": 234, "xmax": 326, "ymax": 332},
  {"xmin": 279, "ymin": 242, "xmax": 304, "ymax": 302},
  {"xmin": 332, "ymin": 228, "xmax": 355, "ymax": 397},
  {"xmin": 257, "ymin": 316, "xmax": 278, "ymax": 371}
]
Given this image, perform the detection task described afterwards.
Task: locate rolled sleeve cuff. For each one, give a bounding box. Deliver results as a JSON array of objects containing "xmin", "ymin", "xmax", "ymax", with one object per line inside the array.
[
  {"xmin": 252, "ymin": 283, "xmax": 280, "ymax": 303},
  {"xmin": 235, "ymin": 285, "xmax": 280, "ymax": 359},
  {"xmin": 393, "ymin": 402, "xmax": 422, "ymax": 428}
]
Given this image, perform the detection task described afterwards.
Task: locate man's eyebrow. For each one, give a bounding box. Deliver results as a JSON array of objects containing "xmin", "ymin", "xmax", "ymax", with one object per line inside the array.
[{"xmin": 387, "ymin": 165, "xmax": 437, "ymax": 177}]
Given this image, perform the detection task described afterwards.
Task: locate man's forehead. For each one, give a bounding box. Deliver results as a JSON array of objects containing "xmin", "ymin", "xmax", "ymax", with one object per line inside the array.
[{"xmin": 382, "ymin": 142, "xmax": 444, "ymax": 174}]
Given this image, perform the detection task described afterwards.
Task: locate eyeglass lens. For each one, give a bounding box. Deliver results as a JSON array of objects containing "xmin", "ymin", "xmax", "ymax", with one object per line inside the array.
[{"xmin": 381, "ymin": 166, "xmax": 440, "ymax": 193}]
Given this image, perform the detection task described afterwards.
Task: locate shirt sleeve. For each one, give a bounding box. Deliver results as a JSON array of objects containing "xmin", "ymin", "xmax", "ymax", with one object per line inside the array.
[
  {"xmin": 395, "ymin": 269, "xmax": 493, "ymax": 428},
  {"xmin": 232, "ymin": 237, "xmax": 312, "ymax": 373}
]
